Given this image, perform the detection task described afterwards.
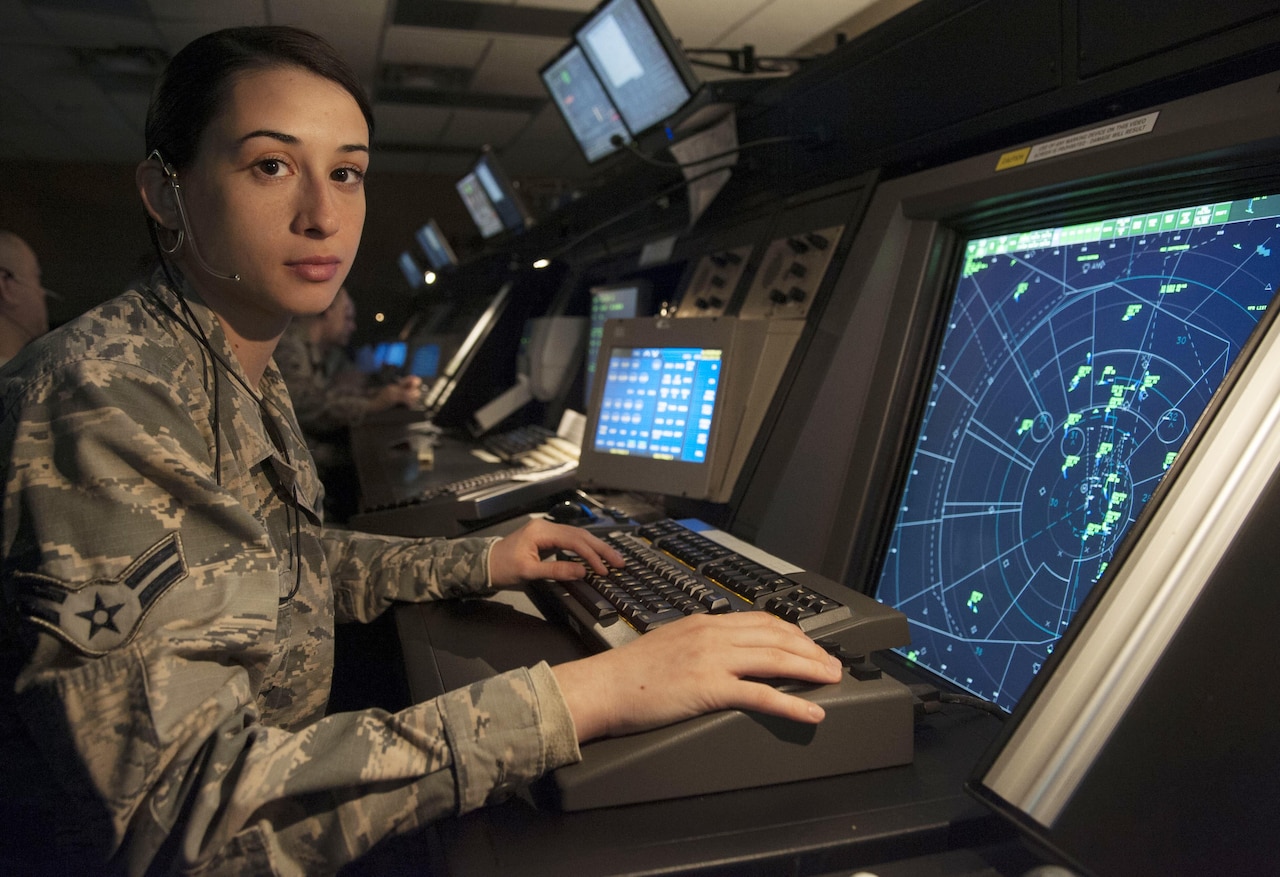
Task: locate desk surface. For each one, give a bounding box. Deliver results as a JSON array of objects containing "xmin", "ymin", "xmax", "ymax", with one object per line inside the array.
[
  {"xmin": 351, "ymin": 423, "xmax": 496, "ymax": 511},
  {"xmin": 393, "ymin": 595, "xmax": 1027, "ymax": 877}
]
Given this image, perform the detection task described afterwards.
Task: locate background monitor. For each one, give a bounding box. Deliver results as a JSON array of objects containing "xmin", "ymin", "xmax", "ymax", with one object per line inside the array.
[
  {"xmin": 398, "ymin": 251, "xmax": 425, "ymax": 289},
  {"xmin": 585, "ymin": 281, "xmax": 653, "ymax": 400},
  {"xmin": 540, "ymin": 43, "xmax": 631, "ymax": 163},
  {"xmin": 574, "ymin": 0, "xmax": 699, "ymax": 137},
  {"xmin": 421, "ymin": 281, "xmax": 513, "ymax": 414},
  {"xmin": 416, "ymin": 261, "xmax": 567, "ymax": 429},
  {"xmin": 408, "ymin": 343, "xmax": 441, "ymax": 379},
  {"xmin": 415, "ymin": 219, "xmax": 458, "ymax": 271},
  {"xmin": 376, "ymin": 340, "xmax": 408, "ymax": 371},
  {"xmin": 474, "ymin": 151, "xmax": 534, "ymax": 235},
  {"xmin": 455, "ymin": 171, "xmax": 505, "ymax": 239}
]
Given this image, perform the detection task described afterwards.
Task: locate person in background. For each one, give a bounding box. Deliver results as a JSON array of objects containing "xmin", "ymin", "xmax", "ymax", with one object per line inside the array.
[
  {"xmin": 0, "ymin": 230, "xmax": 53, "ymax": 366},
  {"xmin": 0, "ymin": 25, "xmax": 843, "ymax": 876},
  {"xmin": 275, "ymin": 284, "xmax": 422, "ymax": 521}
]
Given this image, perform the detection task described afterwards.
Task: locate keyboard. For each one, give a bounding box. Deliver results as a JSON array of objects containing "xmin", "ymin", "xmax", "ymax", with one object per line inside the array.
[
  {"xmin": 527, "ymin": 518, "xmax": 915, "ymax": 810},
  {"xmin": 482, "ymin": 424, "xmax": 581, "ymax": 468},
  {"xmin": 483, "ymin": 424, "xmax": 556, "ymax": 461},
  {"xmin": 349, "ymin": 461, "xmax": 578, "ymax": 537}
]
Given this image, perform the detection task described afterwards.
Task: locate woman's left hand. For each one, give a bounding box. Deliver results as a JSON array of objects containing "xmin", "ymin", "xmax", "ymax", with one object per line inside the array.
[{"xmin": 488, "ymin": 518, "xmax": 625, "ymax": 587}]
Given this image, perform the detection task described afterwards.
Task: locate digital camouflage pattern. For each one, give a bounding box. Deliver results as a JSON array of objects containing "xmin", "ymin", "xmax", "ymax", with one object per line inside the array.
[{"xmin": 0, "ymin": 271, "xmax": 580, "ymax": 875}]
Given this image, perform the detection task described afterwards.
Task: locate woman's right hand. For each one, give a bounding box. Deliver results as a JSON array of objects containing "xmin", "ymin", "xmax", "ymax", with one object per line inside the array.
[{"xmin": 551, "ymin": 613, "xmax": 845, "ymax": 743}]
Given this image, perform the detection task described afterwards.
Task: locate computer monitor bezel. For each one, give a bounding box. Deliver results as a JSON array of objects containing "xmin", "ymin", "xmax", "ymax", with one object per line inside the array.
[
  {"xmin": 572, "ymin": 0, "xmax": 701, "ymax": 139},
  {"xmin": 415, "ymin": 219, "xmax": 459, "ymax": 271},
  {"xmin": 579, "ymin": 317, "xmax": 732, "ymax": 499},
  {"xmin": 578, "ymin": 315, "xmax": 799, "ymax": 503},
  {"xmin": 539, "ymin": 42, "xmax": 633, "ymax": 164}
]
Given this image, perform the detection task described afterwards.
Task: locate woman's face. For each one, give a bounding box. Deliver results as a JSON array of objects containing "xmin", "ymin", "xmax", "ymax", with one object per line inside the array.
[{"xmin": 176, "ymin": 64, "xmax": 369, "ymax": 339}]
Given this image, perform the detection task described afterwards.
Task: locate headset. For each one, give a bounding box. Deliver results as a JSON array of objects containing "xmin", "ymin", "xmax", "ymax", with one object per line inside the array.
[{"xmin": 148, "ymin": 149, "xmax": 241, "ymax": 282}]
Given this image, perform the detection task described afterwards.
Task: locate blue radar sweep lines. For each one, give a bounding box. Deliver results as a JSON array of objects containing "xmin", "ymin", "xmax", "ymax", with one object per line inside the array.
[{"xmin": 876, "ymin": 199, "xmax": 1280, "ymax": 713}]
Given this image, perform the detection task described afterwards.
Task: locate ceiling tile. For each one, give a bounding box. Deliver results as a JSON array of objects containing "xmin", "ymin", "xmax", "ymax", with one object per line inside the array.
[
  {"xmin": 148, "ymin": 2, "xmax": 271, "ymax": 52},
  {"xmin": 424, "ymin": 152, "xmax": 475, "ymax": 177},
  {"xmin": 146, "ymin": 0, "xmax": 266, "ymax": 22},
  {"xmin": 29, "ymin": 7, "xmax": 163, "ymax": 48},
  {"xmin": 437, "ymin": 107, "xmax": 531, "ymax": 150},
  {"xmin": 268, "ymin": 0, "xmax": 386, "ymax": 17},
  {"xmin": 268, "ymin": 3, "xmax": 389, "ymax": 83},
  {"xmin": 470, "ymin": 34, "xmax": 564, "ymax": 96},
  {"xmin": 651, "ymin": 0, "xmax": 741, "ymax": 50},
  {"xmin": 383, "ymin": 25, "xmax": 492, "ymax": 68},
  {"xmin": 512, "ymin": 0, "xmax": 597, "ymax": 10},
  {"xmin": 371, "ymin": 102, "xmax": 455, "ymax": 145}
]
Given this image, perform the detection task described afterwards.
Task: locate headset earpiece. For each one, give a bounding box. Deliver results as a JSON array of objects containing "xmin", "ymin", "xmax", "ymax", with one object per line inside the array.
[
  {"xmin": 144, "ymin": 148, "xmax": 240, "ymax": 282},
  {"xmin": 148, "ymin": 149, "xmax": 178, "ymax": 182}
]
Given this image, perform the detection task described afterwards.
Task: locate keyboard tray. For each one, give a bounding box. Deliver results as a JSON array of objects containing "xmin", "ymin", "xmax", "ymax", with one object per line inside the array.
[{"xmin": 526, "ymin": 519, "xmax": 915, "ymax": 810}]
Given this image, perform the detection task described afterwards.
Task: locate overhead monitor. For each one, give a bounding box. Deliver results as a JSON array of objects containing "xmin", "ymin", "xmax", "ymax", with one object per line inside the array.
[
  {"xmin": 415, "ymin": 219, "xmax": 458, "ymax": 271},
  {"xmin": 455, "ymin": 170, "xmax": 505, "ymax": 239},
  {"xmin": 577, "ymin": 316, "xmax": 802, "ymax": 503},
  {"xmin": 398, "ymin": 251, "xmax": 425, "ymax": 289},
  {"xmin": 540, "ymin": 43, "xmax": 631, "ymax": 163},
  {"xmin": 474, "ymin": 151, "xmax": 534, "ymax": 235},
  {"xmin": 574, "ymin": 0, "xmax": 699, "ymax": 138},
  {"xmin": 585, "ymin": 281, "xmax": 653, "ymax": 401}
]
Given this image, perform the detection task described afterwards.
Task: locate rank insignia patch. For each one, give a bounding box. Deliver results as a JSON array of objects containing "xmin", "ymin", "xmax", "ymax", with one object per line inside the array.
[{"xmin": 12, "ymin": 533, "xmax": 188, "ymax": 655}]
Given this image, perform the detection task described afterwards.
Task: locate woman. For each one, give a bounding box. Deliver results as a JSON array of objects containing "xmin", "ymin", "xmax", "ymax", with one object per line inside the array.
[{"xmin": 0, "ymin": 26, "xmax": 842, "ymax": 875}]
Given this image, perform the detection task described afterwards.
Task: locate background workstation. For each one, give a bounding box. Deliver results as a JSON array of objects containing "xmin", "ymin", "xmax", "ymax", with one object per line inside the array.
[{"xmin": 5, "ymin": 1, "xmax": 1280, "ymax": 875}]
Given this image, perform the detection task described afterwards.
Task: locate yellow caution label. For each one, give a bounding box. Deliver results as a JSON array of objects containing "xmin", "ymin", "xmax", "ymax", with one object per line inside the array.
[{"xmin": 996, "ymin": 147, "xmax": 1031, "ymax": 171}]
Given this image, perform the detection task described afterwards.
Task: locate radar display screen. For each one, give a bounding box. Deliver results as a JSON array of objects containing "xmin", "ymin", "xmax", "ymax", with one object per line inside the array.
[{"xmin": 876, "ymin": 194, "xmax": 1280, "ymax": 713}]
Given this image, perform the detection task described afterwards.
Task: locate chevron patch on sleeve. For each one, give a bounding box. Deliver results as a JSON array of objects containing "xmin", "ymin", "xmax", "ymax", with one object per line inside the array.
[{"xmin": 11, "ymin": 533, "xmax": 188, "ymax": 656}]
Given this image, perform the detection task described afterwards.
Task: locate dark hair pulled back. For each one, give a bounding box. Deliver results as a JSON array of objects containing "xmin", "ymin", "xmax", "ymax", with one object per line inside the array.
[{"xmin": 145, "ymin": 25, "xmax": 374, "ymax": 171}]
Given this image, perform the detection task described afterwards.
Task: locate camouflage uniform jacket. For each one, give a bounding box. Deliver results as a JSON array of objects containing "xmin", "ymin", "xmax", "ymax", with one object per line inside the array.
[{"xmin": 0, "ymin": 272, "xmax": 580, "ymax": 875}]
